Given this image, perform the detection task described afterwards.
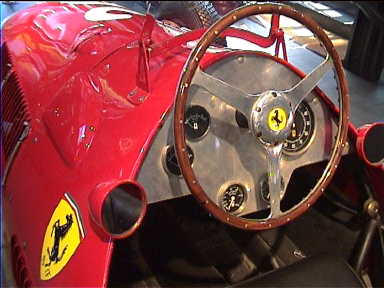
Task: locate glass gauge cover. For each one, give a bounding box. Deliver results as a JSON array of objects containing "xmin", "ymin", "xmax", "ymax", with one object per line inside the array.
[
  {"xmin": 184, "ymin": 105, "xmax": 210, "ymax": 140},
  {"xmin": 221, "ymin": 184, "xmax": 247, "ymax": 213},
  {"xmin": 284, "ymin": 101, "xmax": 315, "ymax": 153},
  {"xmin": 164, "ymin": 145, "xmax": 194, "ymax": 176}
]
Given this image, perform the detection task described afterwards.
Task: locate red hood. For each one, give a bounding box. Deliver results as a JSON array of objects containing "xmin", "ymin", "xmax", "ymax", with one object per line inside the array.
[{"xmin": 2, "ymin": 2, "xmax": 191, "ymax": 286}]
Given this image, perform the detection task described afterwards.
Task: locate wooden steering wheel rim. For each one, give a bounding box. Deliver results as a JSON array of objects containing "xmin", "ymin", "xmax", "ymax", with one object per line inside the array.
[{"xmin": 174, "ymin": 3, "xmax": 350, "ymax": 230}]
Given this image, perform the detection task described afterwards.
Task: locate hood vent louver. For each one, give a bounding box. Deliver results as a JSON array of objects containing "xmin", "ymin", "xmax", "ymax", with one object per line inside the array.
[{"xmin": 1, "ymin": 43, "xmax": 31, "ymax": 166}]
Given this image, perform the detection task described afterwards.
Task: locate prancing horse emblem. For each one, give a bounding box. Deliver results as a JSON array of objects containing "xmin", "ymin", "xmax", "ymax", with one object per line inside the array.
[
  {"xmin": 44, "ymin": 214, "xmax": 73, "ymax": 267},
  {"xmin": 40, "ymin": 194, "xmax": 85, "ymax": 280},
  {"xmin": 272, "ymin": 109, "xmax": 283, "ymax": 128},
  {"xmin": 268, "ymin": 107, "xmax": 287, "ymax": 132}
]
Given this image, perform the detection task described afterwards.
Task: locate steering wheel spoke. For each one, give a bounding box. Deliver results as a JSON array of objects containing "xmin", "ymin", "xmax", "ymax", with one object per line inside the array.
[
  {"xmin": 192, "ymin": 68, "xmax": 256, "ymax": 116},
  {"xmin": 283, "ymin": 55, "xmax": 333, "ymax": 112},
  {"xmin": 265, "ymin": 143, "xmax": 283, "ymax": 218},
  {"xmin": 174, "ymin": 3, "xmax": 349, "ymax": 230}
]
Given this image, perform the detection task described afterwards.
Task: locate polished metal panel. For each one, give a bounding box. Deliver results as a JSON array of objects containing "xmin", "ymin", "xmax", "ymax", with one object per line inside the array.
[
  {"xmin": 137, "ymin": 53, "xmax": 350, "ymax": 216},
  {"xmin": 284, "ymin": 55, "xmax": 333, "ymax": 112}
]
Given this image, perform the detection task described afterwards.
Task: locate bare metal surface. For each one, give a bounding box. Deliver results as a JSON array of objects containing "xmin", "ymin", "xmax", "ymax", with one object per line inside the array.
[
  {"xmin": 192, "ymin": 68, "xmax": 256, "ymax": 116},
  {"xmin": 266, "ymin": 143, "xmax": 283, "ymax": 217},
  {"xmin": 284, "ymin": 55, "xmax": 333, "ymax": 113},
  {"xmin": 138, "ymin": 54, "xmax": 349, "ymax": 216}
]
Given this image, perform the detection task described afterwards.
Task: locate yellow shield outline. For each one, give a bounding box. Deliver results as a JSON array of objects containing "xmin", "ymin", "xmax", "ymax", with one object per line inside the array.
[{"xmin": 40, "ymin": 193, "xmax": 85, "ymax": 280}]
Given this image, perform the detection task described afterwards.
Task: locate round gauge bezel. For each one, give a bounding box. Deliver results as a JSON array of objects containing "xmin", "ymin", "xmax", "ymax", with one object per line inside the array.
[
  {"xmin": 283, "ymin": 101, "xmax": 316, "ymax": 155},
  {"xmin": 218, "ymin": 182, "xmax": 249, "ymax": 215},
  {"xmin": 184, "ymin": 105, "xmax": 211, "ymax": 141},
  {"xmin": 162, "ymin": 145, "xmax": 194, "ymax": 177}
]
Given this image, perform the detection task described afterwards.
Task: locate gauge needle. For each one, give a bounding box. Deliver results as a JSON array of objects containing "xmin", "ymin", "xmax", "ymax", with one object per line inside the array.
[
  {"xmin": 184, "ymin": 119, "xmax": 194, "ymax": 129},
  {"xmin": 230, "ymin": 196, "xmax": 235, "ymax": 207}
]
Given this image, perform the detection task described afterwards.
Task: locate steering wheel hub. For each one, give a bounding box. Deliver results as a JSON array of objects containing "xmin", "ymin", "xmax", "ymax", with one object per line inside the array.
[
  {"xmin": 174, "ymin": 3, "xmax": 349, "ymax": 230},
  {"xmin": 251, "ymin": 91, "xmax": 294, "ymax": 145}
]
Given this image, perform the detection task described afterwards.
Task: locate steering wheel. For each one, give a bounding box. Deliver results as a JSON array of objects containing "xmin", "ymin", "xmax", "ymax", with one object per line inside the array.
[{"xmin": 174, "ymin": 3, "xmax": 350, "ymax": 230}]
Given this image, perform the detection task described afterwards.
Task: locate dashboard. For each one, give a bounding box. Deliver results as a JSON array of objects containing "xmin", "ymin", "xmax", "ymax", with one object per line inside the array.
[{"xmin": 137, "ymin": 53, "xmax": 350, "ymax": 216}]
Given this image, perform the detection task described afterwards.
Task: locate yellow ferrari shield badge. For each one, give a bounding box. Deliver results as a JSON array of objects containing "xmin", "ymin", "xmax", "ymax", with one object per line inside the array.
[
  {"xmin": 40, "ymin": 193, "xmax": 85, "ymax": 280},
  {"xmin": 268, "ymin": 107, "xmax": 287, "ymax": 131}
]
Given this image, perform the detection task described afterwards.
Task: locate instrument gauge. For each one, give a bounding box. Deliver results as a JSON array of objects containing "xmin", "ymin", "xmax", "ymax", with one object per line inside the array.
[
  {"xmin": 220, "ymin": 184, "xmax": 247, "ymax": 214},
  {"xmin": 284, "ymin": 101, "xmax": 315, "ymax": 153},
  {"xmin": 163, "ymin": 145, "xmax": 194, "ymax": 176},
  {"xmin": 184, "ymin": 105, "xmax": 210, "ymax": 140}
]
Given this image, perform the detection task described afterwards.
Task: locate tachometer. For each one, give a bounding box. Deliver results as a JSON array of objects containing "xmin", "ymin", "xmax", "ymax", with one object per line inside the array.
[
  {"xmin": 283, "ymin": 101, "xmax": 315, "ymax": 153},
  {"xmin": 184, "ymin": 105, "xmax": 210, "ymax": 140}
]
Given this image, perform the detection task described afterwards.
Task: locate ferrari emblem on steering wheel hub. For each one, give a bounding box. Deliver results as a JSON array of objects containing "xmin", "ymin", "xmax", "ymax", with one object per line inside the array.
[{"xmin": 268, "ymin": 108, "xmax": 287, "ymax": 131}]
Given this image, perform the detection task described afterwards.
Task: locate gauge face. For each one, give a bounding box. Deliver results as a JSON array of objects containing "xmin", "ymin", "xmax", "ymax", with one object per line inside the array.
[
  {"xmin": 221, "ymin": 184, "xmax": 247, "ymax": 213},
  {"xmin": 164, "ymin": 145, "xmax": 194, "ymax": 176},
  {"xmin": 184, "ymin": 105, "xmax": 210, "ymax": 140},
  {"xmin": 284, "ymin": 101, "xmax": 314, "ymax": 153}
]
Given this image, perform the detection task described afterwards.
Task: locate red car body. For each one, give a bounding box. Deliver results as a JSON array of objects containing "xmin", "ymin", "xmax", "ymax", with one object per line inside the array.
[{"xmin": 1, "ymin": 2, "xmax": 383, "ymax": 287}]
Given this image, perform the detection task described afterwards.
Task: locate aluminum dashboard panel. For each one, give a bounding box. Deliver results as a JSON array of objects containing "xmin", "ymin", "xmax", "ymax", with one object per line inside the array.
[{"xmin": 137, "ymin": 53, "xmax": 350, "ymax": 216}]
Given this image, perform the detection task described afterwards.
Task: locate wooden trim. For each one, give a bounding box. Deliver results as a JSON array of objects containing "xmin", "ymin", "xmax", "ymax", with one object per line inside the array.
[{"xmin": 173, "ymin": 3, "xmax": 350, "ymax": 230}]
